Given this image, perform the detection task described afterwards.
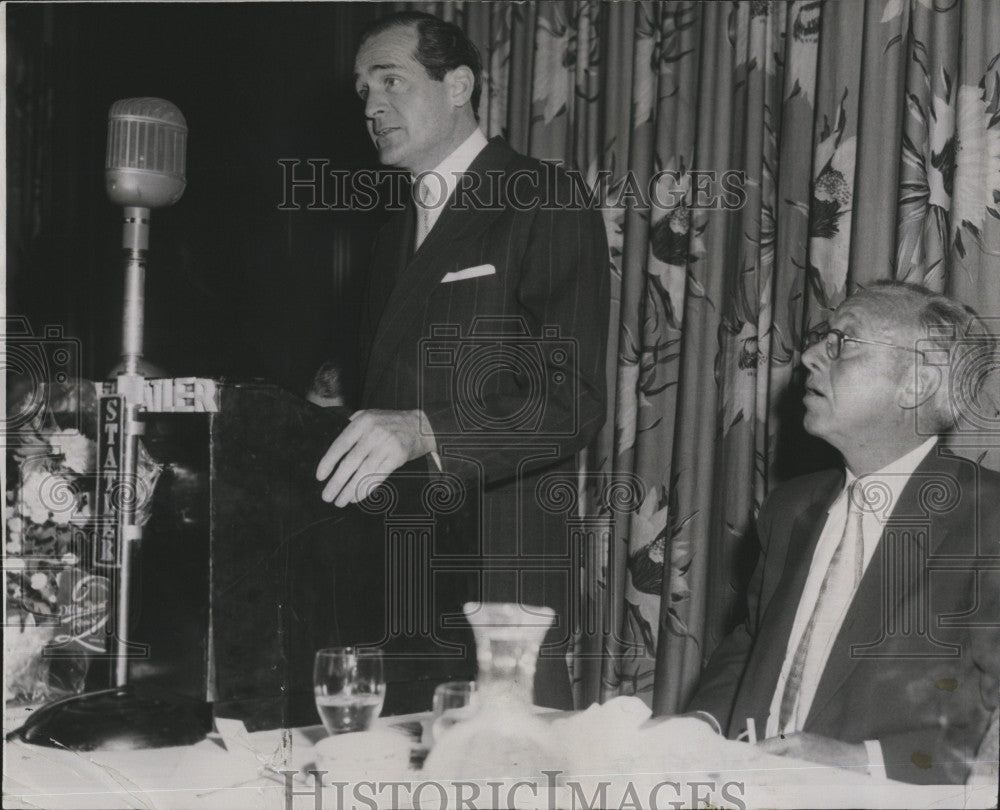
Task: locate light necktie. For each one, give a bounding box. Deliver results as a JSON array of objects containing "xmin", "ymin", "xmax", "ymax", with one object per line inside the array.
[
  {"xmin": 778, "ymin": 480, "xmax": 866, "ymax": 732},
  {"xmin": 414, "ymin": 180, "xmax": 432, "ymax": 250}
]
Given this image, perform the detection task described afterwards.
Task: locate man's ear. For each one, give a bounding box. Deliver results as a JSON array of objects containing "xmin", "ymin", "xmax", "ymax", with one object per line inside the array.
[
  {"xmin": 444, "ymin": 65, "xmax": 474, "ymax": 109},
  {"xmin": 897, "ymin": 362, "xmax": 942, "ymax": 410}
]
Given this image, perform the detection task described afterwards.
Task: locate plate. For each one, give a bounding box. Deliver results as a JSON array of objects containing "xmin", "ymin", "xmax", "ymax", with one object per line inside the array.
[{"xmin": 314, "ymin": 729, "xmax": 414, "ymax": 777}]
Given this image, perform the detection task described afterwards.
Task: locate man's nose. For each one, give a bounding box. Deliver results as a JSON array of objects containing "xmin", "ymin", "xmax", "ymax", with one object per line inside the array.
[
  {"xmin": 365, "ymin": 90, "xmax": 386, "ymax": 120},
  {"xmin": 801, "ymin": 340, "xmax": 825, "ymax": 373}
]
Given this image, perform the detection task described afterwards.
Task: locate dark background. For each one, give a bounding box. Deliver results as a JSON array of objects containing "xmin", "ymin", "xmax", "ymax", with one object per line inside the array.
[{"xmin": 7, "ymin": 1, "xmax": 393, "ymax": 399}]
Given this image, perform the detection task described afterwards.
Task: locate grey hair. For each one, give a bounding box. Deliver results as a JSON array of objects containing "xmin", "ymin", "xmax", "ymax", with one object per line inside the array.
[{"xmin": 858, "ymin": 281, "xmax": 996, "ymax": 432}]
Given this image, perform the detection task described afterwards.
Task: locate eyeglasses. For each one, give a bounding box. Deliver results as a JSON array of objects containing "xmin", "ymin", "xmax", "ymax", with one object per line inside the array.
[{"xmin": 804, "ymin": 326, "xmax": 924, "ymax": 361}]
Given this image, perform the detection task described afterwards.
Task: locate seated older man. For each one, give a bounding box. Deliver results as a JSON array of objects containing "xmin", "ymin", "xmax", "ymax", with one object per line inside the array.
[{"xmin": 687, "ymin": 281, "xmax": 1000, "ymax": 784}]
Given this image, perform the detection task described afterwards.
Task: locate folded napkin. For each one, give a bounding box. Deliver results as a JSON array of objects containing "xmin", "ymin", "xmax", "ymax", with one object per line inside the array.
[{"xmin": 548, "ymin": 697, "xmax": 959, "ymax": 810}]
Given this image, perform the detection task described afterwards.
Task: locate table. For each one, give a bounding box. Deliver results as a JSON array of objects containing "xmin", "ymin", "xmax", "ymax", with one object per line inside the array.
[{"xmin": 3, "ymin": 704, "xmax": 996, "ymax": 809}]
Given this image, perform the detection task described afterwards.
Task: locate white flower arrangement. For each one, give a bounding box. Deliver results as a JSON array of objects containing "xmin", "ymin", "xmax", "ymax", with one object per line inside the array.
[{"xmin": 5, "ymin": 382, "xmax": 161, "ymax": 705}]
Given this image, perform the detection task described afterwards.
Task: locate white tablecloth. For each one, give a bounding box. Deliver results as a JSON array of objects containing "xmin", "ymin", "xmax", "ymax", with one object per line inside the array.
[{"xmin": 3, "ymin": 704, "xmax": 995, "ymax": 809}]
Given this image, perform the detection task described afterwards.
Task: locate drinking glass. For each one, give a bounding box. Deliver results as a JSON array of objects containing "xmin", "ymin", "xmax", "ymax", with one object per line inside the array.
[
  {"xmin": 428, "ymin": 680, "xmax": 478, "ymax": 747},
  {"xmin": 313, "ymin": 647, "xmax": 385, "ymax": 735}
]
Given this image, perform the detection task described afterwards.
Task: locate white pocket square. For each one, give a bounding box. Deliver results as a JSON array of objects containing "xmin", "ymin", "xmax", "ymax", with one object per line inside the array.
[{"xmin": 441, "ymin": 264, "xmax": 496, "ymax": 283}]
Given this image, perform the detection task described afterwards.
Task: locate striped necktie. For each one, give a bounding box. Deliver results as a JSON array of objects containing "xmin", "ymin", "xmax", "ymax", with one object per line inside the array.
[
  {"xmin": 414, "ymin": 180, "xmax": 432, "ymax": 250},
  {"xmin": 778, "ymin": 480, "xmax": 866, "ymax": 732}
]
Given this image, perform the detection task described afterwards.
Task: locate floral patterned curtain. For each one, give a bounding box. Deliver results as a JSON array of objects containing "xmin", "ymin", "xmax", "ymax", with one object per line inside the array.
[{"xmin": 402, "ymin": 0, "xmax": 1000, "ymax": 714}]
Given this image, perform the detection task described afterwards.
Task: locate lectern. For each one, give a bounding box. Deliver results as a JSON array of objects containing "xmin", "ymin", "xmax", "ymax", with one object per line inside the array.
[{"xmin": 119, "ymin": 379, "xmax": 474, "ymax": 730}]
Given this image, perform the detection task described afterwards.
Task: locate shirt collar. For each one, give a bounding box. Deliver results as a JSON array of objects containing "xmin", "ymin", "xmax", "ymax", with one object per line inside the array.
[
  {"xmin": 413, "ymin": 127, "xmax": 489, "ymax": 208},
  {"xmin": 843, "ymin": 436, "xmax": 938, "ymax": 523}
]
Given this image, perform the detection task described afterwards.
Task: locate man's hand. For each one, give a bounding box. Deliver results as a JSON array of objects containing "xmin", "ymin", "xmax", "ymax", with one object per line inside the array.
[
  {"xmin": 757, "ymin": 732, "xmax": 868, "ymax": 772},
  {"xmin": 316, "ymin": 409, "xmax": 435, "ymax": 507}
]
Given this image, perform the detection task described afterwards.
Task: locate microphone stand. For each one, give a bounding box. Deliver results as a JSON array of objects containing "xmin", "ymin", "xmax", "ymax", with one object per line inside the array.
[
  {"xmin": 114, "ymin": 205, "xmax": 150, "ymax": 687},
  {"xmin": 6, "ymin": 214, "xmax": 211, "ymax": 751}
]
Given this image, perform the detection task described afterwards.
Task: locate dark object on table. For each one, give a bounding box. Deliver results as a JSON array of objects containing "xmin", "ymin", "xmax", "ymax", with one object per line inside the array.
[{"xmin": 7, "ymin": 685, "xmax": 211, "ymax": 750}]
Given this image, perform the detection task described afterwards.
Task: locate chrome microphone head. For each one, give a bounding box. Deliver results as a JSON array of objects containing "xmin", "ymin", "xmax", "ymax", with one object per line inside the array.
[{"xmin": 105, "ymin": 97, "xmax": 187, "ymax": 208}]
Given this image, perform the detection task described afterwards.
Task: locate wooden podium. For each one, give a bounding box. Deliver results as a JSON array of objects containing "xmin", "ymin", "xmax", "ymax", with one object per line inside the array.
[{"xmin": 117, "ymin": 380, "xmax": 474, "ymax": 731}]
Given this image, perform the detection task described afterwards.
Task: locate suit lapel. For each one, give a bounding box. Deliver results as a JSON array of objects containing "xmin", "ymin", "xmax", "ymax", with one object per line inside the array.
[
  {"xmin": 363, "ymin": 138, "xmax": 518, "ymax": 400},
  {"xmin": 396, "ymin": 195, "xmax": 417, "ymax": 274},
  {"xmin": 369, "ymin": 199, "xmax": 416, "ymax": 325},
  {"xmin": 805, "ymin": 447, "xmax": 957, "ymax": 727}
]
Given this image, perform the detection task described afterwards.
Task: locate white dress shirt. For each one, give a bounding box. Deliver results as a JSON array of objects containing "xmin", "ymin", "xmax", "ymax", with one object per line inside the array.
[
  {"xmin": 764, "ymin": 436, "xmax": 938, "ymax": 772},
  {"xmin": 411, "ymin": 127, "xmax": 489, "ymax": 468},
  {"xmin": 413, "ymin": 127, "xmax": 489, "ymax": 248}
]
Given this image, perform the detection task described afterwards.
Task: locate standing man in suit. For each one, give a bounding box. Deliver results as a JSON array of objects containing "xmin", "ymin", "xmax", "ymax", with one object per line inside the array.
[
  {"xmin": 315, "ymin": 11, "xmax": 609, "ymax": 709},
  {"xmin": 687, "ymin": 281, "xmax": 1000, "ymax": 784}
]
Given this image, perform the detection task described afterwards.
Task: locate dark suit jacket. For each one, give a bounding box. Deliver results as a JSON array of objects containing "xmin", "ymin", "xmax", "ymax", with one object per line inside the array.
[
  {"xmin": 357, "ymin": 137, "xmax": 609, "ymax": 708},
  {"xmin": 687, "ymin": 447, "xmax": 1000, "ymax": 783}
]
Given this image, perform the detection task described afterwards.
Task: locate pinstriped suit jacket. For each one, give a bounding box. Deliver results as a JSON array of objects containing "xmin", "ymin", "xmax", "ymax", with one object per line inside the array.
[{"xmin": 357, "ymin": 137, "xmax": 609, "ymax": 708}]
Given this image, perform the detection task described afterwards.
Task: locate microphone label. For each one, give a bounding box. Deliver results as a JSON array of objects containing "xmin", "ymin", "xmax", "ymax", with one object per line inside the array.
[{"xmin": 95, "ymin": 395, "xmax": 125, "ymax": 564}]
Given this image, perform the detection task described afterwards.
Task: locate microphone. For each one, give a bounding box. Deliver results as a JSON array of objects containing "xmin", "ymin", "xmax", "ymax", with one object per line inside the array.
[
  {"xmin": 105, "ymin": 98, "xmax": 187, "ymax": 378},
  {"xmin": 104, "ymin": 98, "xmax": 187, "ymax": 689},
  {"xmin": 106, "ymin": 97, "xmax": 186, "ymax": 208}
]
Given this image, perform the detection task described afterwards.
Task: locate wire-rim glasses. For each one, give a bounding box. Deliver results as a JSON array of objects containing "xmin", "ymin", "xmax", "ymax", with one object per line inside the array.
[{"xmin": 804, "ymin": 325, "xmax": 924, "ymax": 361}]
